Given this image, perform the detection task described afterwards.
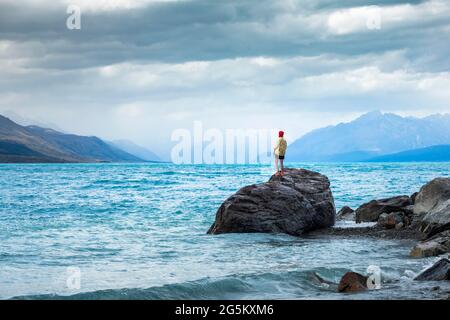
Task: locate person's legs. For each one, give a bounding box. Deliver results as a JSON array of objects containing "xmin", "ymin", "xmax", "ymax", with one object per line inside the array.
[
  {"xmin": 280, "ymin": 159, "xmax": 284, "ymax": 173},
  {"xmin": 274, "ymin": 156, "xmax": 279, "ymax": 175}
]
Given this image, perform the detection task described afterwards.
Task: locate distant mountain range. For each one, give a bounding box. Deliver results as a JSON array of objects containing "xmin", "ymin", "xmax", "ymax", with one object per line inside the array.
[
  {"xmin": 289, "ymin": 111, "xmax": 450, "ymax": 162},
  {"xmin": 3, "ymin": 111, "xmax": 450, "ymax": 164},
  {"xmin": 0, "ymin": 115, "xmax": 159, "ymax": 163},
  {"xmin": 365, "ymin": 144, "xmax": 450, "ymax": 162}
]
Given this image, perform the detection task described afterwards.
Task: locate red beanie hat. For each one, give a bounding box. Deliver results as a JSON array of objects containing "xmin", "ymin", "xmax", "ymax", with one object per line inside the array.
[{"xmin": 279, "ymin": 131, "xmax": 284, "ymax": 137}]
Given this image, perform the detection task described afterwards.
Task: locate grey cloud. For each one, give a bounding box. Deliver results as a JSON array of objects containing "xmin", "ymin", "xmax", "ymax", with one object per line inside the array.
[{"xmin": 0, "ymin": 0, "xmax": 448, "ymax": 71}]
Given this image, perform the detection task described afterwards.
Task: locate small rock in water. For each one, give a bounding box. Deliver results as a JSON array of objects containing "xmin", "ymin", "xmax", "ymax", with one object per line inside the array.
[
  {"xmin": 414, "ymin": 258, "xmax": 450, "ymax": 281},
  {"xmin": 336, "ymin": 206, "xmax": 355, "ymax": 221},
  {"xmin": 410, "ymin": 230, "xmax": 450, "ymax": 258},
  {"xmin": 432, "ymin": 286, "xmax": 440, "ymax": 291},
  {"xmin": 338, "ymin": 272, "xmax": 368, "ymax": 293},
  {"xmin": 309, "ymin": 272, "xmax": 338, "ymax": 291},
  {"xmin": 410, "ymin": 241, "xmax": 443, "ymax": 258}
]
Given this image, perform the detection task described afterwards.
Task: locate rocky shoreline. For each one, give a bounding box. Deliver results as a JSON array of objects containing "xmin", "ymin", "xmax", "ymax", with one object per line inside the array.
[
  {"xmin": 308, "ymin": 224, "xmax": 425, "ymax": 240},
  {"xmin": 330, "ymin": 177, "xmax": 450, "ymax": 260},
  {"xmin": 207, "ymin": 167, "xmax": 450, "ymax": 296}
]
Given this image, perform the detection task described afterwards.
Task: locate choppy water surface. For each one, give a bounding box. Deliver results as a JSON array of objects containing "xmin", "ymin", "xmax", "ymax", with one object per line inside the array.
[{"xmin": 1, "ymin": 163, "xmax": 450, "ymax": 300}]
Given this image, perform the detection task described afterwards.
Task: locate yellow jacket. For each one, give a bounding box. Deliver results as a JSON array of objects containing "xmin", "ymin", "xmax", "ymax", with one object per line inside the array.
[{"xmin": 275, "ymin": 138, "xmax": 287, "ymax": 156}]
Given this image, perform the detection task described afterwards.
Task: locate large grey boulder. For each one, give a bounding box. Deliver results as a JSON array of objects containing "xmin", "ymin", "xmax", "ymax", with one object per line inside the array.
[
  {"xmin": 414, "ymin": 178, "xmax": 450, "ymax": 236},
  {"xmin": 207, "ymin": 168, "xmax": 336, "ymax": 236},
  {"xmin": 355, "ymin": 195, "xmax": 413, "ymax": 223}
]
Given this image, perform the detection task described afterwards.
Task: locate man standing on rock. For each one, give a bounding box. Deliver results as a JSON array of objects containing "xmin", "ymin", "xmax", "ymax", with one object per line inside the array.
[{"xmin": 274, "ymin": 131, "xmax": 287, "ymax": 176}]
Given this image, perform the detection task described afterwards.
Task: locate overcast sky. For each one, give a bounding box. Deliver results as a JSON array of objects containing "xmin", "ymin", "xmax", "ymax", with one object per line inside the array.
[{"xmin": 1, "ymin": 0, "xmax": 449, "ymax": 159}]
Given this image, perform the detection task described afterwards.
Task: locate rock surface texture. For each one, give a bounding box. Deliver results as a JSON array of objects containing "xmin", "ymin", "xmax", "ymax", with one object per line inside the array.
[
  {"xmin": 413, "ymin": 178, "xmax": 450, "ymax": 237},
  {"xmin": 414, "ymin": 259, "xmax": 450, "ymax": 281},
  {"xmin": 338, "ymin": 272, "xmax": 368, "ymax": 293},
  {"xmin": 410, "ymin": 230, "xmax": 450, "ymax": 258},
  {"xmin": 207, "ymin": 168, "xmax": 336, "ymax": 236},
  {"xmin": 355, "ymin": 195, "xmax": 413, "ymax": 223},
  {"xmin": 336, "ymin": 206, "xmax": 355, "ymax": 221}
]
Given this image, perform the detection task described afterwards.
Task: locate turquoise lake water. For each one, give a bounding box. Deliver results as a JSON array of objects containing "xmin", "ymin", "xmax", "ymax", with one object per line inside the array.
[{"xmin": 1, "ymin": 162, "xmax": 450, "ymax": 300}]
